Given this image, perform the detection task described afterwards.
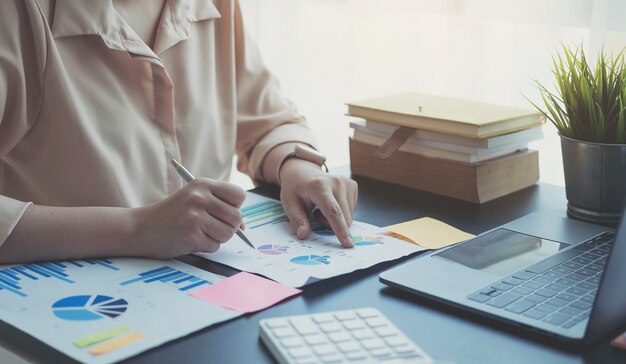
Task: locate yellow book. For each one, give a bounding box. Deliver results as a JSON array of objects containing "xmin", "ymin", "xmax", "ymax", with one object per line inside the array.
[{"xmin": 346, "ymin": 92, "xmax": 544, "ymax": 138}]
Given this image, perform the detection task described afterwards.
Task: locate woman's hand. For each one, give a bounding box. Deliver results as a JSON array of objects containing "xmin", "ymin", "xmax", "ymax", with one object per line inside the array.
[
  {"xmin": 132, "ymin": 178, "xmax": 246, "ymax": 258},
  {"xmin": 279, "ymin": 159, "xmax": 358, "ymax": 248}
]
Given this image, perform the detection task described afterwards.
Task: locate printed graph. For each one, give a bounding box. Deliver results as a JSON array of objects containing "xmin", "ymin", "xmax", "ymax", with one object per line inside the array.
[
  {"xmin": 52, "ymin": 295, "xmax": 129, "ymax": 321},
  {"xmin": 0, "ymin": 259, "xmax": 119, "ymax": 298},
  {"xmin": 119, "ymin": 266, "xmax": 212, "ymax": 292},
  {"xmin": 242, "ymin": 201, "xmax": 288, "ymax": 229},
  {"xmin": 354, "ymin": 236, "xmax": 385, "ymax": 246},
  {"xmin": 257, "ymin": 245, "xmax": 290, "ymax": 255},
  {"xmin": 290, "ymin": 255, "xmax": 331, "ymax": 266}
]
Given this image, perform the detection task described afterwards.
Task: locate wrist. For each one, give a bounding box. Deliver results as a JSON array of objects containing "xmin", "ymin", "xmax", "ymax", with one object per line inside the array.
[
  {"xmin": 126, "ymin": 206, "xmax": 147, "ymax": 257},
  {"xmin": 279, "ymin": 158, "xmax": 325, "ymax": 184}
]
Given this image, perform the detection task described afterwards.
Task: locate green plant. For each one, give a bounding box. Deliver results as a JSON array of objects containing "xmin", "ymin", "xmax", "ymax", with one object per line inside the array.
[{"xmin": 527, "ymin": 44, "xmax": 626, "ymax": 144}]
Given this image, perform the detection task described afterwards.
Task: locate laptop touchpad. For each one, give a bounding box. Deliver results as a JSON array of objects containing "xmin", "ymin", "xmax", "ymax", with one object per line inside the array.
[{"xmin": 434, "ymin": 229, "xmax": 569, "ymax": 276}]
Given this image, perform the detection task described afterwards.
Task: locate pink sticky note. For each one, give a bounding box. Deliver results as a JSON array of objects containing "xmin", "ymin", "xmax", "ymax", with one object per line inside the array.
[{"xmin": 189, "ymin": 272, "xmax": 302, "ymax": 313}]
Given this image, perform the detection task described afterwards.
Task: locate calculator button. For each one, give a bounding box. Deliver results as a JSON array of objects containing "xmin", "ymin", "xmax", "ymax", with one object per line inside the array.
[
  {"xmin": 312, "ymin": 314, "xmax": 334, "ymax": 324},
  {"xmin": 281, "ymin": 337, "xmax": 305, "ymax": 348},
  {"xmin": 304, "ymin": 335, "xmax": 328, "ymax": 346},
  {"xmin": 313, "ymin": 345, "xmax": 337, "ymax": 356},
  {"xmin": 335, "ymin": 311, "xmax": 358, "ymax": 321},
  {"xmin": 295, "ymin": 359, "xmax": 317, "ymax": 364},
  {"xmin": 328, "ymin": 332, "xmax": 352, "ymax": 342},
  {"xmin": 374, "ymin": 327, "xmax": 398, "ymax": 337},
  {"xmin": 384, "ymin": 336, "xmax": 409, "ymax": 347},
  {"xmin": 288, "ymin": 347, "xmax": 313, "ymax": 359},
  {"xmin": 274, "ymin": 328, "xmax": 297, "ymax": 338},
  {"xmin": 320, "ymin": 322, "xmax": 343, "ymax": 333},
  {"xmin": 320, "ymin": 355, "xmax": 342, "ymax": 363},
  {"xmin": 356, "ymin": 308, "xmax": 379, "ymax": 319},
  {"xmin": 343, "ymin": 320, "xmax": 366, "ymax": 330},
  {"xmin": 345, "ymin": 351, "xmax": 368, "ymax": 360},
  {"xmin": 266, "ymin": 319, "xmax": 290, "ymax": 329},
  {"xmin": 369, "ymin": 347, "xmax": 393, "ymax": 358},
  {"xmin": 337, "ymin": 341, "xmax": 361, "ymax": 353},
  {"xmin": 365, "ymin": 317, "xmax": 388, "ymax": 328},
  {"xmin": 351, "ymin": 329, "xmax": 375, "ymax": 340},
  {"xmin": 360, "ymin": 338, "xmax": 385, "ymax": 350},
  {"xmin": 394, "ymin": 345, "xmax": 417, "ymax": 354},
  {"xmin": 290, "ymin": 317, "xmax": 321, "ymax": 336}
]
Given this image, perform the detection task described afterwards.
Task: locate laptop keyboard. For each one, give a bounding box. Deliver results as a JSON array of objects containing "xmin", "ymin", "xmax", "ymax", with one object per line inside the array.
[{"xmin": 468, "ymin": 232, "xmax": 615, "ymax": 330}]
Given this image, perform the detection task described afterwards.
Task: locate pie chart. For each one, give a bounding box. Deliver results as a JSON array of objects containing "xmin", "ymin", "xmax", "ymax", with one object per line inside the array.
[
  {"xmin": 354, "ymin": 236, "xmax": 385, "ymax": 246},
  {"xmin": 290, "ymin": 255, "xmax": 331, "ymax": 265},
  {"xmin": 257, "ymin": 244, "xmax": 289, "ymax": 255},
  {"xmin": 52, "ymin": 295, "xmax": 129, "ymax": 321}
]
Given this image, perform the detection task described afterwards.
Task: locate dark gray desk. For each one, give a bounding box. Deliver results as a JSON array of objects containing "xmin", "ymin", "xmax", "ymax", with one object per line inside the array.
[{"xmin": 3, "ymin": 172, "xmax": 626, "ymax": 364}]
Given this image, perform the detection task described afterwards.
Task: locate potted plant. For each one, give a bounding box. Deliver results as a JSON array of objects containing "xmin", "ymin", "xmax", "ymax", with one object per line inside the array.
[{"xmin": 528, "ymin": 44, "xmax": 626, "ymax": 225}]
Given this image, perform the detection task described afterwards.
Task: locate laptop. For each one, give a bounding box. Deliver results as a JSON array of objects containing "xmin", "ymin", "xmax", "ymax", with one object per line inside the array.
[{"xmin": 379, "ymin": 211, "xmax": 626, "ymax": 344}]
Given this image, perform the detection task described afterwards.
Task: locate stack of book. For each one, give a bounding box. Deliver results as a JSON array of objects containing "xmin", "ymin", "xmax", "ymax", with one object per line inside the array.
[{"xmin": 346, "ymin": 92, "xmax": 544, "ymax": 203}]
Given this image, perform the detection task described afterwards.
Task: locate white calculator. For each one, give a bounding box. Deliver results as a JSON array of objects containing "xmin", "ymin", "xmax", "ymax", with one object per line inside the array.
[{"xmin": 259, "ymin": 308, "xmax": 432, "ymax": 364}]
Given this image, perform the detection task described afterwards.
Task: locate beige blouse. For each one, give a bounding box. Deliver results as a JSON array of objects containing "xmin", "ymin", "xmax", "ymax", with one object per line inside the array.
[{"xmin": 0, "ymin": 0, "xmax": 318, "ymax": 245}]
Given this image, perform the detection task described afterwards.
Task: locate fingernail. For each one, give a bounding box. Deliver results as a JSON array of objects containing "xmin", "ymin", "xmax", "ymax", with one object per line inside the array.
[
  {"xmin": 297, "ymin": 225, "xmax": 306, "ymax": 238},
  {"xmin": 345, "ymin": 235, "xmax": 354, "ymax": 248}
]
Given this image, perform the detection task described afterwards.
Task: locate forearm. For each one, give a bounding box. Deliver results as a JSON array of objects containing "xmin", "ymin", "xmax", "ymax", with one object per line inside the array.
[{"xmin": 0, "ymin": 205, "xmax": 139, "ymax": 264}]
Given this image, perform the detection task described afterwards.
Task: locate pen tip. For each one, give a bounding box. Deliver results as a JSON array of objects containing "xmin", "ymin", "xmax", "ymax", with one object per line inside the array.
[{"xmin": 170, "ymin": 159, "xmax": 179, "ymax": 167}]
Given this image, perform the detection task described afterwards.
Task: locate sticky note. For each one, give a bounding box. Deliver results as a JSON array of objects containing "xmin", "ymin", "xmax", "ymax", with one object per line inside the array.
[
  {"xmin": 89, "ymin": 332, "xmax": 144, "ymax": 356},
  {"xmin": 386, "ymin": 217, "xmax": 475, "ymax": 249},
  {"xmin": 74, "ymin": 326, "xmax": 131, "ymax": 348},
  {"xmin": 189, "ymin": 272, "xmax": 301, "ymax": 313}
]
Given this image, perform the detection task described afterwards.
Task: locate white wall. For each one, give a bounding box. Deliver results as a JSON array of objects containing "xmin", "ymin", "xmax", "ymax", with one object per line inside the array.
[{"xmin": 231, "ymin": 0, "xmax": 626, "ymax": 189}]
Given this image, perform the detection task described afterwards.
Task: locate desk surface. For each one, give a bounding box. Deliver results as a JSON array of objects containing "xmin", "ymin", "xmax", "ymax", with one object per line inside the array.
[{"xmin": 3, "ymin": 171, "xmax": 626, "ymax": 364}]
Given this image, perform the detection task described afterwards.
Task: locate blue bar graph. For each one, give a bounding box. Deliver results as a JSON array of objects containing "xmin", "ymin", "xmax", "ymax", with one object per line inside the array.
[
  {"xmin": 119, "ymin": 266, "xmax": 212, "ymax": 292},
  {"xmin": 0, "ymin": 259, "xmax": 121, "ymax": 298},
  {"xmin": 242, "ymin": 201, "xmax": 289, "ymax": 229}
]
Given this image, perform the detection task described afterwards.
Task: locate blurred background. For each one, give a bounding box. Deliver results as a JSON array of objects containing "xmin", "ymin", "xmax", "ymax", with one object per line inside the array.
[{"xmin": 232, "ymin": 0, "xmax": 626, "ymax": 189}]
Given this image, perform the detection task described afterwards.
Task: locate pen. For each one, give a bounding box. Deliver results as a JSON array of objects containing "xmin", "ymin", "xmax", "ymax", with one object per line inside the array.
[{"xmin": 170, "ymin": 159, "xmax": 256, "ymax": 250}]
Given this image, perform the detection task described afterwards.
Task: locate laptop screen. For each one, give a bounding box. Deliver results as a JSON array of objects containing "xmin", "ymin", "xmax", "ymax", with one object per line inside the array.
[{"xmin": 585, "ymin": 211, "xmax": 626, "ymax": 342}]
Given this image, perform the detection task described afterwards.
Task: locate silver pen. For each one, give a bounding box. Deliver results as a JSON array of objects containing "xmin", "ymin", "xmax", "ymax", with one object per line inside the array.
[{"xmin": 170, "ymin": 159, "xmax": 256, "ymax": 249}]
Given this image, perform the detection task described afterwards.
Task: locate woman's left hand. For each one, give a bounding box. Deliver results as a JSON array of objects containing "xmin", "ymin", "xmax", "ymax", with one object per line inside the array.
[{"xmin": 278, "ymin": 158, "xmax": 358, "ymax": 248}]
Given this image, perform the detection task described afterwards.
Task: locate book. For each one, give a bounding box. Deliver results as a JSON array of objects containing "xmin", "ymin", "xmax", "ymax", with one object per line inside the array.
[
  {"xmin": 346, "ymin": 92, "xmax": 544, "ymax": 138},
  {"xmin": 352, "ymin": 130, "xmax": 526, "ymax": 164},
  {"xmin": 349, "ymin": 138, "xmax": 539, "ymax": 204},
  {"xmin": 362, "ymin": 119, "xmax": 544, "ymax": 149},
  {"xmin": 350, "ymin": 119, "xmax": 537, "ymax": 156}
]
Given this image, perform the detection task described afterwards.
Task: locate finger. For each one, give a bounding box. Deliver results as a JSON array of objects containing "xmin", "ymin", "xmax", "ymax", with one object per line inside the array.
[
  {"xmin": 203, "ymin": 196, "xmax": 243, "ymax": 228},
  {"xmin": 312, "ymin": 192, "xmax": 354, "ymax": 248},
  {"xmin": 191, "ymin": 229, "xmax": 222, "ymax": 253},
  {"xmin": 333, "ymin": 184, "xmax": 353, "ymax": 227},
  {"xmin": 206, "ymin": 179, "xmax": 247, "ymax": 207},
  {"xmin": 283, "ymin": 195, "xmax": 312, "ymax": 240},
  {"xmin": 200, "ymin": 212, "xmax": 238, "ymax": 244},
  {"xmin": 198, "ymin": 231, "xmax": 220, "ymax": 253}
]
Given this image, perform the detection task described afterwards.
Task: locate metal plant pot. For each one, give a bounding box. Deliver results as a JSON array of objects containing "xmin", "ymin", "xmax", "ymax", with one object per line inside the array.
[{"xmin": 561, "ymin": 135, "xmax": 626, "ymax": 225}]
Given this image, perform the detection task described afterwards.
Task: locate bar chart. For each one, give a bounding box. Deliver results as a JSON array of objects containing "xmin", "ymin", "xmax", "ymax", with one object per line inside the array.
[
  {"xmin": 0, "ymin": 259, "xmax": 119, "ymax": 298},
  {"xmin": 119, "ymin": 266, "xmax": 212, "ymax": 292},
  {"xmin": 241, "ymin": 201, "xmax": 288, "ymax": 229}
]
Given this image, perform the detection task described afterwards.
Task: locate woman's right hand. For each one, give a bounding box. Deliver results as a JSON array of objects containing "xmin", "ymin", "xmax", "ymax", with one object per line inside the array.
[{"xmin": 132, "ymin": 178, "xmax": 246, "ymax": 259}]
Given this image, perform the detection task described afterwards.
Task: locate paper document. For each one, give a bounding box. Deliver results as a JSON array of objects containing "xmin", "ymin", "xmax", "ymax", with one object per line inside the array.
[
  {"xmin": 0, "ymin": 258, "xmax": 241, "ymax": 364},
  {"xmin": 197, "ymin": 193, "xmax": 425, "ymax": 287},
  {"xmin": 385, "ymin": 217, "xmax": 475, "ymax": 249}
]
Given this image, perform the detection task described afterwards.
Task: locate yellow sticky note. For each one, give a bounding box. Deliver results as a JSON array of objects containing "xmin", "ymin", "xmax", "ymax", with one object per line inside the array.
[
  {"xmin": 89, "ymin": 332, "xmax": 144, "ymax": 356},
  {"xmin": 385, "ymin": 217, "xmax": 475, "ymax": 249},
  {"xmin": 74, "ymin": 326, "xmax": 131, "ymax": 348}
]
